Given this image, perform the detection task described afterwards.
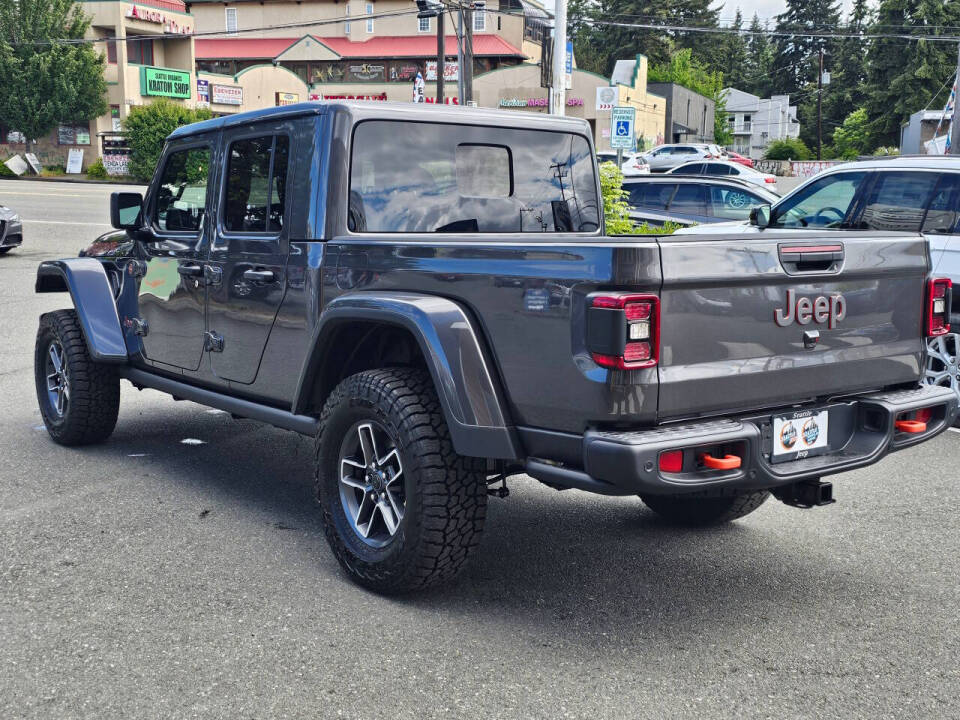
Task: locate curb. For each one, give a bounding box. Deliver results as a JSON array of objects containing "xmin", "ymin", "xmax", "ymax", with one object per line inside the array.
[{"xmin": 0, "ymin": 175, "xmax": 146, "ymax": 187}]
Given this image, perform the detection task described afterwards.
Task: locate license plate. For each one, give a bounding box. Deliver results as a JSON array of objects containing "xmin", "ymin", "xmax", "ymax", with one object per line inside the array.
[{"xmin": 771, "ymin": 409, "xmax": 829, "ymax": 462}]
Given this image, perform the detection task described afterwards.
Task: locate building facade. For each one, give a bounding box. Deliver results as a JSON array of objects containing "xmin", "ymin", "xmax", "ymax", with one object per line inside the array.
[
  {"xmin": 722, "ymin": 88, "xmax": 800, "ymax": 159},
  {"xmin": 901, "ymin": 110, "xmax": 948, "ymax": 155},
  {"xmin": 646, "ymin": 82, "xmax": 715, "ymax": 145}
]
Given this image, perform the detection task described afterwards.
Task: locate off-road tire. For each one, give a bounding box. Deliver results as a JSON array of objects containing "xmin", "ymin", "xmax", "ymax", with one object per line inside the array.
[
  {"xmin": 641, "ymin": 490, "xmax": 770, "ymax": 526},
  {"xmin": 34, "ymin": 310, "xmax": 120, "ymax": 445},
  {"xmin": 315, "ymin": 368, "xmax": 488, "ymax": 593},
  {"xmin": 0, "ymin": 247, "xmax": 12, "ymax": 255}
]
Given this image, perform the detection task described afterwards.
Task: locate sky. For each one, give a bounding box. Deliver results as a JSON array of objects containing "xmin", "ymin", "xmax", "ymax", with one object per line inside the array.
[{"xmin": 539, "ymin": 0, "xmax": 858, "ymax": 25}]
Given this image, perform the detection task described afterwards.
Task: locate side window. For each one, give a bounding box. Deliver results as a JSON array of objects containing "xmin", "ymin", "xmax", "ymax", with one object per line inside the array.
[
  {"xmin": 859, "ymin": 171, "xmax": 940, "ymax": 232},
  {"xmin": 704, "ymin": 163, "xmax": 731, "ymax": 176},
  {"xmin": 154, "ymin": 146, "xmax": 211, "ymax": 233},
  {"xmin": 772, "ymin": 171, "xmax": 866, "ymax": 228},
  {"xmin": 668, "ymin": 183, "xmax": 707, "ymax": 215},
  {"xmin": 923, "ymin": 175, "xmax": 960, "ymax": 234},
  {"xmin": 223, "ymin": 135, "xmax": 290, "ymax": 233},
  {"xmin": 676, "ymin": 163, "xmax": 705, "ymax": 175},
  {"xmin": 710, "ymin": 186, "xmax": 768, "ymax": 220},
  {"xmin": 627, "ymin": 183, "xmax": 673, "ymax": 209}
]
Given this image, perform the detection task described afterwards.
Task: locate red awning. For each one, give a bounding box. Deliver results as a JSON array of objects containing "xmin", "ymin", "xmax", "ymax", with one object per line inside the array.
[{"xmin": 195, "ymin": 34, "xmax": 524, "ymax": 60}]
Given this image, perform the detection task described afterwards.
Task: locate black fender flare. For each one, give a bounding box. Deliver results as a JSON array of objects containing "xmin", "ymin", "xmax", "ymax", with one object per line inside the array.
[
  {"xmin": 293, "ymin": 291, "xmax": 521, "ymax": 460},
  {"xmin": 35, "ymin": 258, "xmax": 128, "ymax": 363}
]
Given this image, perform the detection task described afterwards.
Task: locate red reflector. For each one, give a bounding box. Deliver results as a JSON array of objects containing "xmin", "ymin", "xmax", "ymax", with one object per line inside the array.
[
  {"xmin": 623, "ymin": 342, "xmax": 651, "ymax": 362},
  {"xmin": 932, "ymin": 316, "xmax": 945, "ymax": 331},
  {"xmin": 659, "ymin": 450, "xmax": 683, "ymax": 473},
  {"xmin": 624, "ymin": 302, "xmax": 651, "ymax": 321},
  {"xmin": 592, "ymin": 296, "xmax": 621, "ymax": 309}
]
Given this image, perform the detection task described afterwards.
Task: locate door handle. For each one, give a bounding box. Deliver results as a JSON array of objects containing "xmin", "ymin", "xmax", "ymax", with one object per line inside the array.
[
  {"xmin": 177, "ymin": 263, "xmax": 204, "ymax": 277},
  {"xmin": 243, "ymin": 269, "xmax": 276, "ymax": 283}
]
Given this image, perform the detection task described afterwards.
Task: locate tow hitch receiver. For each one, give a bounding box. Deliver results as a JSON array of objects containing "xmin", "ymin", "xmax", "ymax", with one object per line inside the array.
[{"xmin": 774, "ymin": 480, "xmax": 835, "ymax": 509}]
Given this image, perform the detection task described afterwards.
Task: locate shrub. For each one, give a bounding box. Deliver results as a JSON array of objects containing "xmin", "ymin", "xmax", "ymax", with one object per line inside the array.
[
  {"xmin": 85, "ymin": 158, "xmax": 109, "ymax": 179},
  {"xmin": 41, "ymin": 164, "xmax": 66, "ymax": 176},
  {"xmin": 124, "ymin": 99, "xmax": 213, "ymax": 182},
  {"xmin": 764, "ymin": 138, "xmax": 812, "ymax": 161},
  {"xmin": 599, "ymin": 161, "xmax": 637, "ymax": 235},
  {"xmin": 0, "ymin": 160, "xmax": 15, "ymax": 177}
]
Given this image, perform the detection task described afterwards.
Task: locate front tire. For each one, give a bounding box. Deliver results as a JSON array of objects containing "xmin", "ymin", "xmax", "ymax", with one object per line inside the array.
[
  {"xmin": 34, "ymin": 310, "xmax": 120, "ymax": 445},
  {"xmin": 315, "ymin": 368, "xmax": 488, "ymax": 593},
  {"xmin": 640, "ymin": 490, "xmax": 769, "ymax": 526}
]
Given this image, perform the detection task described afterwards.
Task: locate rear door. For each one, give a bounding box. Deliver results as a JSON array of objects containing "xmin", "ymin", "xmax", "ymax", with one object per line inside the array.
[
  {"xmin": 205, "ymin": 125, "xmax": 292, "ymax": 385},
  {"xmin": 666, "ymin": 182, "xmax": 708, "ymax": 223},
  {"xmin": 656, "ymin": 231, "xmax": 929, "ymax": 420},
  {"xmin": 924, "ymin": 174, "xmax": 960, "ymax": 288}
]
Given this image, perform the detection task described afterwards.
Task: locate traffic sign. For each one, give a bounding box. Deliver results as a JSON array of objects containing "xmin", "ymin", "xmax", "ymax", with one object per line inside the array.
[{"xmin": 610, "ymin": 106, "xmax": 635, "ymax": 150}]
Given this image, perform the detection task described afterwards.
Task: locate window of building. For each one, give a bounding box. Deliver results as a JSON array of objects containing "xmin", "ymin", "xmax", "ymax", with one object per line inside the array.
[
  {"xmin": 344, "ymin": 3, "xmax": 351, "ymax": 34},
  {"xmin": 106, "ymin": 38, "xmax": 117, "ymax": 64},
  {"xmin": 126, "ymin": 38, "xmax": 154, "ymax": 65},
  {"xmin": 153, "ymin": 146, "xmax": 211, "ymax": 233},
  {"xmin": 223, "ymin": 136, "xmax": 290, "ymax": 233},
  {"xmin": 349, "ymin": 121, "xmax": 599, "ymax": 233},
  {"xmin": 418, "ymin": 16, "xmax": 430, "ymax": 32},
  {"xmin": 225, "ymin": 7, "xmax": 238, "ymax": 33},
  {"xmin": 473, "ymin": 1, "xmax": 486, "ymax": 31},
  {"xmin": 366, "ymin": 3, "xmax": 374, "ymax": 32}
]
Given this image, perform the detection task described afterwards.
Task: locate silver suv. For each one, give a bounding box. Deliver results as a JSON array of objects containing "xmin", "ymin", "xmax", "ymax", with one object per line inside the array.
[{"xmin": 641, "ymin": 143, "xmax": 723, "ymax": 172}]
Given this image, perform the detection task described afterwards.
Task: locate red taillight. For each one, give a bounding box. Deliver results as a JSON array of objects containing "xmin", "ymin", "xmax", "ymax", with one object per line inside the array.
[
  {"xmin": 927, "ymin": 278, "xmax": 952, "ymax": 337},
  {"xmin": 588, "ymin": 294, "xmax": 660, "ymax": 370},
  {"xmin": 764, "ymin": 177, "xmax": 776, "ymax": 183},
  {"xmin": 659, "ymin": 450, "xmax": 683, "ymax": 473}
]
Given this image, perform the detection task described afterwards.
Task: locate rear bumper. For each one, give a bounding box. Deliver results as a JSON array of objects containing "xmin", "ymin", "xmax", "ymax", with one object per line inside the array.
[
  {"xmin": 0, "ymin": 218, "xmax": 23, "ymax": 248},
  {"xmin": 526, "ymin": 384, "xmax": 957, "ymax": 496}
]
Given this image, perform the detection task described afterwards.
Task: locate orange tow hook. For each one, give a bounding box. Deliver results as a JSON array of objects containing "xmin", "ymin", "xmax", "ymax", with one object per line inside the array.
[
  {"xmin": 699, "ymin": 453, "xmax": 742, "ymax": 470},
  {"xmin": 894, "ymin": 419, "xmax": 927, "ymax": 434}
]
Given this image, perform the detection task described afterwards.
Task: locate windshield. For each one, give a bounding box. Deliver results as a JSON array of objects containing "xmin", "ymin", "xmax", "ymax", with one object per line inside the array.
[{"xmin": 771, "ymin": 171, "xmax": 866, "ymax": 228}]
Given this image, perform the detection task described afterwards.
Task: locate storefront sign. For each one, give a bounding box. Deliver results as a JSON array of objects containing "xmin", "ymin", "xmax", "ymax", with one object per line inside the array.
[
  {"xmin": 499, "ymin": 97, "xmax": 584, "ymax": 109},
  {"xmin": 596, "ymin": 86, "xmax": 616, "ymax": 111},
  {"xmin": 66, "ymin": 148, "xmax": 84, "ymax": 174},
  {"xmin": 275, "ymin": 92, "xmax": 299, "ymax": 106},
  {"xmin": 347, "ymin": 63, "xmax": 385, "ymax": 82},
  {"xmin": 311, "ymin": 93, "xmax": 387, "ymax": 101},
  {"xmin": 426, "ymin": 61, "xmax": 458, "ymax": 81},
  {"xmin": 140, "ymin": 66, "xmax": 191, "ymax": 99},
  {"xmin": 126, "ymin": 5, "xmax": 192, "ymax": 34},
  {"xmin": 196, "ymin": 79, "xmax": 209, "ymax": 106},
  {"xmin": 103, "ymin": 152, "xmax": 130, "ymax": 177},
  {"xmin": 211, "ymin": 84, "xmax": 243, "ymax": 105},
  {"xmin": 391, "ymin": 62, "xmax": 422, "ymax": 81}
]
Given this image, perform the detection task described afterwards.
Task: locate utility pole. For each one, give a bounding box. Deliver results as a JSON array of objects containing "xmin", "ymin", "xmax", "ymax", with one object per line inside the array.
[
  {"xmin": 551, "ymin": 0, "xmax": 567, "ymax": 115},
  {"xmin": 951, "ymin": 43, "xmax": 960, "ymax": 154},
  {"xmin": 817, "ymin": 49, "xmax": 823, "ymax": 161},
  {"xmin": 463, "ymin": 3, "xmax": 474, "ymax": 104},
  {"xmin": 456, "ymin": 7, "xmax": 464, "ymax": 104},
  {"xmin": 436, "ymin": 7, "xmax": 445, "ymax": 104}
]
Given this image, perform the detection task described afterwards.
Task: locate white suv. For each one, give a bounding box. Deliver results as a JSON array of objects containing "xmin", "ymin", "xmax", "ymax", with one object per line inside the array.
[{"xmin": 641, "ymin": 144, "xmax": 721, "ymax": 172}]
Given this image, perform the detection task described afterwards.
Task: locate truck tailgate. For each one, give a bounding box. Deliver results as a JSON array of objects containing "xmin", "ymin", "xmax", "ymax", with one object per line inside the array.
[{"xmin": 656, "ymin": 231, "xmax": 929, "ymax": 421}]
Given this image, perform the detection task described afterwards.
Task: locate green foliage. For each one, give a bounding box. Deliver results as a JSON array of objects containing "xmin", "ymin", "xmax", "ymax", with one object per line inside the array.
[
  {"xmin": 873, "ymin": 146, "xmax": 899, "ymax": 157},
  {"xmin": 764, "ymin": 138, "xmax": 813, "ymax": 160},
  {"xmin": 599, "ymin": 161, "xmax": 637, "ymax": 235},
  {"xmin": 0, "ymin": 0, "xmax": 107, "ymax": 151},
  {"xmin": 123, "ymin": 99, "xmax": 213, "ymax": 182},
  {"xmin": 829, "ymin": 108, "xmax": 871, "ymax": 159},
  {"xmin": 0, "ymin": 160, "xmax": 15, "ymax": 176},
  {"xmin": 743, "ymin": 14, "xmax": 775, "ymax": 98},
  {"xmin": 85, "ymin": 157, "xmax": 108, "ymax": 179},
  {"xmin": 41, "ymin": 164, "xmax": 66, "ymax": 176},
  {"xmin": 649, "ymin": 49, "xmax": 729, "ymax": 143}
]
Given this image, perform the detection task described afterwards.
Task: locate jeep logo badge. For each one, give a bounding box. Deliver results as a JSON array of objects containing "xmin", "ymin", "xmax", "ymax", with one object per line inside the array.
[{"xmin": 774, "ymin": 289, "xmax": 846, "ymax": 329}]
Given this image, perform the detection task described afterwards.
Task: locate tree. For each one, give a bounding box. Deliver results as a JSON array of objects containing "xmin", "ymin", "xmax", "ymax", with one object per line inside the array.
[
  {"xmin": 722, "ymin": 9, "xmax": 749, "ymax": 91},
  {"xmin": 863, "ymin": 0, "xmax": 960, "ymax": 148},
  {"xmin": 820, "ymin": 0, "xmax": 872, "ymax": 149},
  {"xmin": 764, "ymin": 137, "xmax": 812, "ymax": 160},
  {"xmin": 648, "ymin": 48, "xmax": 729, "ymax": 142},
  {"xmin": 0, "ymin": 0, "xmax": 106, "ymax": 152},
  {"xmin": 123, "ymin": 99, "xmax": 213, "ymax": 181},
  {"xmin": 771, "ymin": 0, "xmax": 841, "ymax": 96},
  {"xmin": 829, "ymin": 108, "xmax": 871, "ymax": 158},
  {"xmin": 743, "ymin": 13, "xmax": 775, "ymax": 98}
]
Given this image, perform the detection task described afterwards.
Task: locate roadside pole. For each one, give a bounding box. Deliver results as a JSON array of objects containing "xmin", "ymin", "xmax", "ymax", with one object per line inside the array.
[
  {"xmin": 463, "ymin": 4, "xmax": 474, "ymax": 104},
  {"xmin": 436, "ymin": 8, "xmax": 445, "ymax": 104},
  {"xmin": 552, "ymin": 0, "xmax": 567, "ymax": 115},
  {"xmin": 456, "ymin": 7, "xmax": 464, "ymax": 104},
  {"xmin": 817, "ymin": 49, "xmax": 823, "ymax": 161},
  {"xmin": 951, "ymin": 43, "xmax": 960, "ymax": 154}
]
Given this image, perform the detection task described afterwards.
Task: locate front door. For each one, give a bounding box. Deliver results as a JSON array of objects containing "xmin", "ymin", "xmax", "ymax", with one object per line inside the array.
[
  {"xmin": 138, "ymin": 140, "xmax": 215, "ymax": 371},
  {"xmin": 205, "ymin": 129, "xmax": 291, "ymax": 385}
]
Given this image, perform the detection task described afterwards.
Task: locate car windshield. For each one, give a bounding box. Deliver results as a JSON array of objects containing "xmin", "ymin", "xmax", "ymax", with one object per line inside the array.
[{"xmin": 772, "ymin": 171, "xmax": 867, "ymax": 228}]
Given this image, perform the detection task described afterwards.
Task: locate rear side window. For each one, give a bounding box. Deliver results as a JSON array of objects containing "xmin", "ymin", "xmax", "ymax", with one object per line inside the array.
[
  {"xmin": 154, "ymin": 146, "xmax": 211, "ymax": 233},
  {"xmin": 859, "ymin": 171, "xmax": 940, "ymax": 232},
  {"xmin": 676, "ymin": 163, "xmax": 705, "ymax": 175},
  {"xmin": 626, "ymin": 183, "xmax": 674, "ymax": 209},
  {"xmin": 704, "ymin": 163, "xmax": 732, "ymax": 176},
  {"xmin": 668, "ymin": 183, "xmax": 707, "ymax": 214},
  {"xmin": 223, "ymin": 135, "xmax": 290, "ymax": 233},
  {"xmin": 923, "ymin": 175, "xmax": 960, "ymax": 234},
  {"xmin": 772, "ymin": 171, "xmax": 866, "ymax": 228},
  {"xmin": 349, "ymin": 121, "xmax": 599, "ymax": 233}
]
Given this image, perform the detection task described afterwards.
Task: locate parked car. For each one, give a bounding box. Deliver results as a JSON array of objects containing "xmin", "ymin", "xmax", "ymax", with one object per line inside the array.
[
  {"xmin": 624, "ymin": 176, "xmax": 779, "ymax": 227},
  {"xmin": 597, "ymin": 151, "xmax": 650, "ymax": 177},
  {"xmin": 674, "ymin": 155, "xmax": 960, "ymax": 414},
  {"xmin": 0, "ymin": 204, "xmax": 23, "ymax": 255},
  {"xmin": 32, "ymin": 103, "xmax": 957, "ymax": 593},
  {"xmin": 640, "ymin": 144, "xmax": 719, "ymax": 172},
  {"xmin": 667, "ymin": 160, "xmax": 778, "ymax": 190},
  {"xmin": 727, "ymin": 151, "xmax": 754, "ymax": 168}
]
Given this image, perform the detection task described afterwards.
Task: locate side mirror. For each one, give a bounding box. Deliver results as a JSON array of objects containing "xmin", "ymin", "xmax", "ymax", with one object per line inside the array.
[
  {"xmin": 111, "ymin": 192, "xmax": 143, "ymax": 230},
  {"xmin": 749, "ymin": 204, "xmax": 772, "ymax": 229}
]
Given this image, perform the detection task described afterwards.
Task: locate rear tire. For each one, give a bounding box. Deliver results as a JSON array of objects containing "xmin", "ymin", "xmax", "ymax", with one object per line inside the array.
[
  {"xmin": 0, "ymin": 247, "xmax": 12, "ymax": 255},
  {"xmin": 34, "ymin": 310, "xmax": 120, "ymax": 446},
  {"xmin": 315, "ymin": 368, "xmax": 488, "ymax": 593},
  {"xmin": 640, "ymin": 490, "xmax": 769, "ymax": 526}
]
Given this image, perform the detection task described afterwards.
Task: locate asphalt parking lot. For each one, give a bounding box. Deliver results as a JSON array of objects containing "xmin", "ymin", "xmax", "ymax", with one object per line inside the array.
[{"xmin": 2, "ymin": 178, "xmax": 959, "ymax": 719}]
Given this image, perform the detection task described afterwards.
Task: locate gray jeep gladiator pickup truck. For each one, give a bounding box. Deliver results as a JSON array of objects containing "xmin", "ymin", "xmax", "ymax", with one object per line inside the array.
[{"xmin": 34, "ymin": 102, "xmax": 958, "ymax": 592}]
